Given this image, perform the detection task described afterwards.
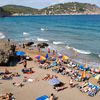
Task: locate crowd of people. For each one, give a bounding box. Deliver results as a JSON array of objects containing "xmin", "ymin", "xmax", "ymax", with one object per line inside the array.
[
  {"xmin": 1, "ymin": 45, "xmax": 100, "ymax": 100},
  {"xmin": 36, "ymin": 50, "xmax": 100, "ymax": 97}
]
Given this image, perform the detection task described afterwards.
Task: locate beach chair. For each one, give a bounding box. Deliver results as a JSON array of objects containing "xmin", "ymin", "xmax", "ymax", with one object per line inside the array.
[
  {"xmin": 77, "ymin": 82, "xmax": 88, "ymax": 89},
  {"xmin": 47, "ymin": 61, "xmax": 57, "ymax": 69},
  {"xmin": 87, "ymin": 85, "xmax": 100, "ymax": 96},
  {"xmin": 87, "ymin": 83, "xmax": 100, "ymax": 96}
]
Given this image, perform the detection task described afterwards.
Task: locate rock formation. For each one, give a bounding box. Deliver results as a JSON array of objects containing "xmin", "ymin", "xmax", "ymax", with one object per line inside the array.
[
  {"xmin": 0, "ymin": 40, "xmax": 16, "ymax": 66},
  {"xmin": 37, "ymin": 42, "xmax": 49, "ymax": 48}
]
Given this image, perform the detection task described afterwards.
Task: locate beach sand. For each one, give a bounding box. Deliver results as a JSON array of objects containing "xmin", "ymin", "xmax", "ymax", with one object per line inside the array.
[{"xmin": 0, "ymin": 47, "xmax": 100, "ymax": 100}]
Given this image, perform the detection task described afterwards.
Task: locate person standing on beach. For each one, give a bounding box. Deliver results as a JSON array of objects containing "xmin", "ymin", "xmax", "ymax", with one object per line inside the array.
[
  {"xmin": 49, "ymin": 93, "xmax": 55, "ymax": 100},
  {"xmin": 48, "ymin": 48, "xmax": 50, "ymax": 53},
  {"xmin": 8, "ymin": 38, "xmax": 10, "ymax": 43},
  {"xmin": 23, "ymin": 44, "xmax": 25, "ymax": 48},
  {"xmin": 23, "ymin": 60, "xmax": 27, "ymax": 68},
  {"xmin": 38, "ymin": 46, "xmax": 41, "ymax": 52},
  {"xmin": 52, "ymin": 50, "xmax": 55, "ymax": 55}
]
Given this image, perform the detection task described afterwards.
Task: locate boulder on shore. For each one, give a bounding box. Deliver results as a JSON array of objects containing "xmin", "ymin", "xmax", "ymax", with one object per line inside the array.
[
  {"xmin": 37, "ymin": 42, "xmax": 49, "ymax": 48},
  {"xmin": 25, "ymin": 42, "xmax": 34, "ymax": 46},
  {"xmin": 0, "ymin": 40, "xmax": 16, "ymax": 66}
]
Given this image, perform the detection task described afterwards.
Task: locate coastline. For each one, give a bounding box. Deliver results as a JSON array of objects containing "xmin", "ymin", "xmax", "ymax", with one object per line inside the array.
[{"xmin": 5, "ymin": 13, "xmax": 100, "ymax": 17}]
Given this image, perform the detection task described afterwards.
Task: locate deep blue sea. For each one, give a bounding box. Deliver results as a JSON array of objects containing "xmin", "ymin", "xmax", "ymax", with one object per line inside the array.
[{"xmin": 0, "ymin": 15, "xmax": 100, "ymax": 67}]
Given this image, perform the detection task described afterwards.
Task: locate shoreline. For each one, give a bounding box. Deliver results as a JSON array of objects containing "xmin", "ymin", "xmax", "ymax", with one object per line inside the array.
[
  {"xmin": 0, "ymin": 39, "xmax": 100, "ymax": 68},
  {"xmin": 0, "ymin": 14, "xmax": 100, "ymax": 18}
]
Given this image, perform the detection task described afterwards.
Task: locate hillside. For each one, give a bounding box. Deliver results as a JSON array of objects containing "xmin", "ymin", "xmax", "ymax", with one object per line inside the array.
[
  {"xmin": 0, "ymin": 2, "xmax": 100, "ymax": 17},
  {"xmin": 40, "ymin": 2, "xmax": 100, "ymax": 15},
  {"xmin": 0, "ymin": 7, "xmax": 11, "ymax": 17},
  {"xmin": 2, "ymin": 5, "xmax": 38, "ymax": 15}
]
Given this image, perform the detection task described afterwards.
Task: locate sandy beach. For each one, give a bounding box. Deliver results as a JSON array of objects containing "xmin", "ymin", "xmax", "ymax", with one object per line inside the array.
[{"xmin": 0, "ymin": 47, "xmax": 100, "ymax": 100}]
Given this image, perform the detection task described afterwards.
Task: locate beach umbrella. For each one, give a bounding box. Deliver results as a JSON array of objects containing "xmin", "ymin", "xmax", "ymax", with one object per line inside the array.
[
  {"xmin": 82, "ymin": 70, "xmax": 86, "ymax": 78},
  {"xmin": 79, "ymin": 65, "xmax": 84, "ymax": 70},
  {"xmin": 62, "ymin": 55, "xmax": 69, "ymax": 60},
  {"xmin": 40, "ymin": 56, "xmax": 46, "ymax": 61},
  {"xmin": 36, "ymin": 95, "xmax": 49, "ymax": 100},
  {"xmin": 58, "ymin": 54, "xmax": 62, "ymax": 59},
  {"xmin": 45, "ymin": 53, "xmax": 49, "ymax": 59},
  {"xmin": 16, "ymin": 51, "xmax": 25, "ymax": 56},
  {"xmin": 48, "ymin": 78, "xmax": 60, "ymax": 86},
  {"xmin": 35, "ymin": 55, "xmax": 41, "ymax": 59},
  {"xmin": 35, "ymin": 55, "xmax": 46, "ymax": 61},
  {"xmin": 95, "ymin": 75, "xmax": 100, "ymax": 80}
]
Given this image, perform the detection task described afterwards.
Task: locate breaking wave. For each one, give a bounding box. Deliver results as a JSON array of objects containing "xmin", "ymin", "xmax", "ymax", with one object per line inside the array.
[
  {"xmin": 53, "ymin": 41, "xmax": 64, "ymax": 45},
  {"xmin": 37, "ymin": 38, "xmax": 49, "ymax": 42},
  {"xmin": 23, "ymin": 32, "xmax": 30, "ymax": 35},
  {"xmin": 0, "ymin": 32, "xmax": 6, "ymax": 39},
  {"xmin": 66, "ymin": 45, "xmax": 91, "ymax": 55}
]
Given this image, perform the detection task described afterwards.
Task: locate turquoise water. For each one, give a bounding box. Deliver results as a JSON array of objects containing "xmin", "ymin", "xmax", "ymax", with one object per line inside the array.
[{"xmin": 0, "ymin": 15, "xmax": 100, "ymax": 66}]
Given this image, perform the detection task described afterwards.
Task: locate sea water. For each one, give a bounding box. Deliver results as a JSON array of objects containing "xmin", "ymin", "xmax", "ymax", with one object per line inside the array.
[{"xmin": 0, "ymin": 15, "xmax": 100, "ymax": 67}]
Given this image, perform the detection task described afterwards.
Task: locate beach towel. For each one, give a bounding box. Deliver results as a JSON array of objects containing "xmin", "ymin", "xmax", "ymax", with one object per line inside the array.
[
  {"xmin": 48, "ymin": 78, "xmax": 61, "ymax": 86},
  {"xmin": 24, "ymin": 71, "xmax": 35, "ymax": 74},
  {"xmin": 36, "ymin": 95, "xmax": 49, "ymax": 100}
]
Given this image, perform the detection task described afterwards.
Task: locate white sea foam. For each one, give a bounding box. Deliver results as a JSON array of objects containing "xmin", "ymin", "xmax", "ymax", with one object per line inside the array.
[
  {"xmin": 23, "ymin": 32, "xmax": 29, "ymax": 35},
  {"xmin": 37, "ymin": 38, "xmax": 48, "ymax": 42},
  {"xmin": 40, "ymin": 28, "xmax": 45, "ymax": 31},
  {"xmin": 98, "ymin": 55, "xmax": 100, "ymax": 58},
  {"xmin": 40, "ymin": 27, "xmax": 48, "ymax": 31},
  {"xmin": 66, "ymin": 45, "xmax": 72, "ymax": 49},
  {"xmin": 25, "ymin": 38, "xmax": 31, "ymax": 40},
  {"xmin": 0, "ymin": 32, "xmax": 6, "ymax": 39},
  {"xmin": 66, "ymin": 45, "xmax": 91, "ymax": 55},
  {"xmin": 53, "ymin": 41, "xmax": 64, "ymax": 45},
  {"xmin": 73, "ymin": 48, "xmax": 91, "ymax": 55}
]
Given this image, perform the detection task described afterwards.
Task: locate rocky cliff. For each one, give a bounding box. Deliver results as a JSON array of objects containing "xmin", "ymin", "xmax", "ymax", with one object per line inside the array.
[{"xmin": 0, "ymin": 40, "xmax": 16, "ymax": 66}]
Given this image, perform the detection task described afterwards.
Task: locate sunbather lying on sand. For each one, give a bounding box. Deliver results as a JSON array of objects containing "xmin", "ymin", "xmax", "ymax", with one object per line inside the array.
[
  {"xmin": 0, "ymin": 93, "xmax": 15, "ymax": 100},
  {"xmin": 22, "ymin": 68, "xmax": 34, "ymax": 74},
  {"xmin": 77, "ymin": 82, "xmax": 88, "ymax": 89},
  {"xmin": 11, "ymin": 72, "xmax": 20, "ymax": 77},
  {"xmin": 5, "ymin": 68, "xmax": 12, "ymax": 74},
  {"xmin": 42, "ymin": 74, "xmax": 50, "ymax": 80},
  {"xmin": 69, "ymin": 78, "xmax": 77, "ymax": 88},
  {"xmin": 42, "ymin": 74, "xmax": 58, "ymax": 80},
  {"xmin": 2, "ymin": 75, "xmax": 12, "ymax": 80},
  {"xmin": 54, "ymin": 84, "xmax": 68, "ymax": 92},
  {"xmin": 13, "ymin": 82, "xmax": 24, "ymax": 87},
  {"xmin": 23, "ymin": 77, "xmax": 39, "ymax": 82},
  {"xmin": 80, "ymin": 86, "xmax": 90, "ymax": 93}
]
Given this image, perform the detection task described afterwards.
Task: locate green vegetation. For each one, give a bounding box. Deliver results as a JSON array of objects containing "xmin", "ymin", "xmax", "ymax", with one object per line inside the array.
[
  {"xmin": 2, "ymin": 5, "xmax": 38, "ymax": 15},
  {"xmin": 0, "ymin": 2, "xmax": 100, "ymax": 17},
  {"xmin": 0, "ymin": 7, "xmax": 11, "ymax": 17},
  {"xmin": 40, "ymin": 2, "xmax": 100, "ymax": 15}
]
